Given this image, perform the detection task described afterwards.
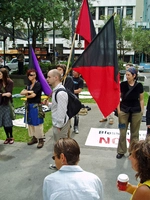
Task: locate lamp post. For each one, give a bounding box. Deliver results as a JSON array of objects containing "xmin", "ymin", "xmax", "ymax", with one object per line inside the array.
[
  {"xmin": 71, "ymin": 0, "xmax": 82, "ymax": 64},
  {"xmin": 12, "ymin": 17, "xmax": 15, "ymax": 49},
  {"xmin": 119, "ymin": 6, "xmax": 123, "ymax": 60},
  {"xmin": 71, "ymin": 0, "xmax": 75, "ymax": 65}
]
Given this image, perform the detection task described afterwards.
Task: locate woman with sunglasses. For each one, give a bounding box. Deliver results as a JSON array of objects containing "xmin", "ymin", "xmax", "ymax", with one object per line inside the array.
[
  {"xmin": 0, "ymin": 68, "xmax": 14, "ymax": 144},
  {"xmin": 20, "ymin": 69, "xmax": 45, "ymax": 148},
  {"xmin": 43, "ymin": 138, "xmax": 103, "ymax": 200},
  {"xmin": 117, "ymin": 137, "xmax": 150, "ymax": 200},
  {"xmin": 116, "ymin": 67, "xmax": 144, "ymax": 159}
]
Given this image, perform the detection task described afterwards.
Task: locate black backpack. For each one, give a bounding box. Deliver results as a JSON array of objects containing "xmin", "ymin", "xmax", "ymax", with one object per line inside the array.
[{"xmin": 55, "ymin": 88, "xmax": 82, "ymax": 119}]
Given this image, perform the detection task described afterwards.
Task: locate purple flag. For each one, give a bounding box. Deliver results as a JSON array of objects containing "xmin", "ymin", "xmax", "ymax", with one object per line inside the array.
[{"xmin": 31, "ymin": 47, "xmax": 52, "ymax": 96}]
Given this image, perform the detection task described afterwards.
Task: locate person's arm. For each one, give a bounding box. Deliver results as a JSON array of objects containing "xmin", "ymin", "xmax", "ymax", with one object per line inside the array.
[
  {"xmin": 20, "ymin": 89, "xmax": 34, "ymax": 97},
  {"xmin": 74, "ymin": 87, "xmax": 82, "ymax": 94},
  {"xmin": 2, "ymin": 92, "xmax": 12, "ymax": 97},
  {"xmin": 132, "ymin": 185, "xmax": 150, "ymax": 200},
  {"xmin": 139, "ymin": 93, "xmax": 144, "ymax": 114},
  {"xmin": 56, "ymin": 91, "xmax": 68, "ymax": 128},
  {"xmin": 146, "ymin": 96, "xmax": 150, "ymax": 128},
  {"xmin": 126, "ymin": 183, "xmax": 137, "ymax": 194}
]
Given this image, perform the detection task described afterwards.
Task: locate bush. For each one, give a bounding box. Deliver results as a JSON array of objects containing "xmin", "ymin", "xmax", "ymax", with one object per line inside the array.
[{"xmin": 118, "ymin": 60, "xmax": 126, "ymax": 71}]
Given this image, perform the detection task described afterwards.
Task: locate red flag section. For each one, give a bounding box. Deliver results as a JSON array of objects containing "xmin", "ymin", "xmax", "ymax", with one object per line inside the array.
[
  {"xmin": 75, "ymin": 0, "xmax": 96, "ymax": 48},
  {"xmin": 72, "ymin": 16, "xmax": 120, "ymax": 117}
]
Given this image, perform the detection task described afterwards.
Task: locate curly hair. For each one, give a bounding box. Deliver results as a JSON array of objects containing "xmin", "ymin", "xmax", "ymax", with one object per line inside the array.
[
  {"xmin": 54, "ymin": 138, "xmax": 80, "ymax": 165},
  {"xmin": 130, "ymin": 136, "xmax": 150, "ymax": 183}
]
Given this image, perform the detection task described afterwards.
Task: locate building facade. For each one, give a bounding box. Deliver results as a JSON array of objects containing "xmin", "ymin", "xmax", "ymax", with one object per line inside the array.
[{"xmin": 0, "ymin": 0, "xmax": 145, "ymax": 62}]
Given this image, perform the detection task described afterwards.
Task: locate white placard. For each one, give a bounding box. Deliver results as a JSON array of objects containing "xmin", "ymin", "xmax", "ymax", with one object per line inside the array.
[{"xmin": 85, "ymin": 128, "xmax": 147, "ymax": 148}]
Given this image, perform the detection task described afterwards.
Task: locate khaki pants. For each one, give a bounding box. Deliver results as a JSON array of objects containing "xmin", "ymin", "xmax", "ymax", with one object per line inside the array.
[
  {"xmin": 53, "ymin": 120, "xmax": 71, "ymax": 142},
  {"xmin": 28, "ymin": 124, "xmax": 44, "ymax": 139},
  {"xmin": 117, "ymin": 111, "xmax": 142, "ymax": 154}
]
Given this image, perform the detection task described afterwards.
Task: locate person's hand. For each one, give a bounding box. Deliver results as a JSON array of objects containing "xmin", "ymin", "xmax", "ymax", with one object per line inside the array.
[
  {"xmin": 42, "ymin": 99, "xmax": 49, "ymax": 106},
  {"xmin": 147, "ymin": 125, "xmax": 150, "ymax": 128}
]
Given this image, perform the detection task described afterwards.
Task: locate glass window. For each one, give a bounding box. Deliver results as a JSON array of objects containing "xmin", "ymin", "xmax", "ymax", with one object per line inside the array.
[
  {"xmin": 99, "ymin": 7, "xmax": 105, "ymax": 19},
  {"xmin": 126, "ymin": 6, "xmax": 133, "ymax": 19},
  {"xmin": 91, "ymin": 7, "xmax": 96, "ymax": 20},
  {"xmin": 117, "ymin": 7, "xmax": 123, "ymax": 17},
  {"xmin": 108, "ymin": 7, "xmax": 114, "ymax": 16}
]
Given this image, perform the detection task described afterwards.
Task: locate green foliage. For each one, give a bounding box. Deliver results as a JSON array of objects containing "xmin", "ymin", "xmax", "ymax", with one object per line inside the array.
[
  {"xmin": 0, "ymin": 0, "xmax": 81, "ymax": 49},
  {"xmin": 131, "ymin": 28, "xmax": 150, "ymax": 55},
  {"xmin": 118, "ymin": 59, "xmax": 126, "ymax": 71}
]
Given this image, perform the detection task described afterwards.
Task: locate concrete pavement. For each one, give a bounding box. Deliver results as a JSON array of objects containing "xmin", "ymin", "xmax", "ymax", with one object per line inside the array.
[{"xmin": 0, "ymin": 102, "xmax": 147, "ymax": 200}]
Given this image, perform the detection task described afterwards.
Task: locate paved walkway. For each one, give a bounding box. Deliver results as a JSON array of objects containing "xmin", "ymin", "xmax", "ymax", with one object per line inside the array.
[{"xmin": 0, "ymin": 103, "xmax": 147, "ymax": 200}]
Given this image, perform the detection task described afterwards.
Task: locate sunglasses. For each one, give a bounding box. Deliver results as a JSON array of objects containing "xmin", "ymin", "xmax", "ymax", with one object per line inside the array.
[
  {"xmin": 52, "ymin": 155, "xmax": 57, "ymax": 160},
  {"xmin": 29, "ymin": 74, "xmax": 35, "ymax": 76}
]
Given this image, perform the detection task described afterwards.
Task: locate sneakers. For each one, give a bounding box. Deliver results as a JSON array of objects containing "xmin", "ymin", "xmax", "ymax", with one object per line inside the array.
[
  {"xmin": 27, "ymin": 136, "xmax": 38, "ymax": 145},
  {"xmin": 74, "ymin": 126, "xmax": 79, "ymax": 134},
  {"xmin": 49, "ymin": 164, "xmax": 57, "ymax": 170},
  {"xmin": 109, "ymin": 118, "xmax": 114, "ymax": 125},
  {"xmin": 99, "ymin": 118, "xmax": 107, "ymax": 122}
]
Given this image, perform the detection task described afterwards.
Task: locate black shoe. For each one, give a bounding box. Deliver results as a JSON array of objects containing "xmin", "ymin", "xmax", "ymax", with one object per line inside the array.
[
  {"xmin": 116, "ymin": 153, "xmax": 124, "ymax": 159},
  {"xmin": 85, "ymin": 106, "xmax": 91, "ymax": 111}
]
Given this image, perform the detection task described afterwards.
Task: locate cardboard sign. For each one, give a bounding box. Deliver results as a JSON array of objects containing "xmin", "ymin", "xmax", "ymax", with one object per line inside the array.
[{"xmin": 85, "ymin": 128, "xmax": 147, "ymax": 148}]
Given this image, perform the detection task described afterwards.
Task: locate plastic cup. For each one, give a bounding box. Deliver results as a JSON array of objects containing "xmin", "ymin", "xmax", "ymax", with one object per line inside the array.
[{"xmin": 117, "ymin": 174, "xmax": 129, "ymax": 191}]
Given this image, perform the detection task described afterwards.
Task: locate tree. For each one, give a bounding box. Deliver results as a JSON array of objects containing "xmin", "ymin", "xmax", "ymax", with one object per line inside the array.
[
  {"xmin": 0, "ymin": 0, "xmax": 81, "ymax": 49},
  {"xmin": 131, "ymin": 27, "xmax": 150, "ymax": 61}
]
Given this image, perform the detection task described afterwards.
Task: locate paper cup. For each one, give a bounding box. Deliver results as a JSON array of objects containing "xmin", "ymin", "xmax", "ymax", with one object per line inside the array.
[{"xmin": 117, "ymin": 174, "xmax": 129, "ymax": 191}]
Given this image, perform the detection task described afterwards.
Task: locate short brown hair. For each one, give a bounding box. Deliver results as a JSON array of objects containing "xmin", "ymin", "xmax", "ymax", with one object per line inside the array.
[
  {"xmin": 56, "ymin": 64, "xmax": 66, "ymax": 75},
  {"xmin": 54, "ymin": 138, "xmax": 80, "ymax": 165}
]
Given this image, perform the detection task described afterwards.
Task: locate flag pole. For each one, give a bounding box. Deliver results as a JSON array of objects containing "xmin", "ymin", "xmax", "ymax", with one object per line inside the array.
[{"xmin": 63, "ymin": 33, "xmax": 76, "ymax": 84}]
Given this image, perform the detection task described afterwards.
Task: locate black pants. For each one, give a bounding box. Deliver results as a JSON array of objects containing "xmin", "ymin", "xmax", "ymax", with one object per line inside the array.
[
  {"xmin": 18, "ymin": 62, "xmax": 24, "ymax": 75},
  {"xmin": 74, "ymin": 114, "xmax": 79, "ymax": 127}
]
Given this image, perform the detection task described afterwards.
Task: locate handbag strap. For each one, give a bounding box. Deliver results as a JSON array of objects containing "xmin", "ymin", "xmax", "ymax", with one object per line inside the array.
[{"xmin": 123, "ymin": 82, "xmax": 138, "ymax": 100}]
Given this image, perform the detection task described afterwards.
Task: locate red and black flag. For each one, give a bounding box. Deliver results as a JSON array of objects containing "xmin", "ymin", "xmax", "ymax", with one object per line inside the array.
[
  {"xmin": 72, "ymin": 16, "xmax": 120, "ymax": 117},
  {"xmin": 75, "ymin": 0, "xmax": 96, "ymax": 48}
]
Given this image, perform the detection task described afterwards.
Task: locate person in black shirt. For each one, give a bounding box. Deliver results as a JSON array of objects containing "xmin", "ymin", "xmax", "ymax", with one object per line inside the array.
[
  {"xmin": 20, "ymin": 69, "xmax": 45, "ymax": 148},
  {"xmin": 56, "ymin": 64, "xmax": 74, "ymax": 93},
  {"xmin": 72, "ymin": 70, "xmax": 84, "ymax": 134}
]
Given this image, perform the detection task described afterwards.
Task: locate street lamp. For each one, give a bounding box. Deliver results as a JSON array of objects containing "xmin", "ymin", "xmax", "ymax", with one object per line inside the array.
[
  {"xmin": 71, "ymin": 0, "xmax": 82, "ymax": 64},
  {"xmin": 12, "ymin": 17, "xmax": 15, "ymax": 49},
  {"xmin": 119, "ymin": 6, "xmax": 123, "ymax": 60}
]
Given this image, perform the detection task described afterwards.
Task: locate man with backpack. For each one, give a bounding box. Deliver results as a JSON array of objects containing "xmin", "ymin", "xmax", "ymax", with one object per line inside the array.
[{"xmin": 46, "ymin": 69, "xmax": 70, "ymax": 169}]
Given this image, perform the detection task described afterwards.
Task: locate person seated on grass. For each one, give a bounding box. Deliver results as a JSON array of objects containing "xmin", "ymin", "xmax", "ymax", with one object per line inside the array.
[{"xmin": 43, "ymin": 138, "xmax": 103, "ymax": 200}]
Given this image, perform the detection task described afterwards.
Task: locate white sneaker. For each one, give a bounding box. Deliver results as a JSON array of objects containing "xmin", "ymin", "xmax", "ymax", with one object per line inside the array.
[
  {"xmin": 74, "ymin": 126, "xmax": 79, "ymax": 134},
  {"xmin": 49, "ymin": 164, "xmax": 57, "ymax": 170}
]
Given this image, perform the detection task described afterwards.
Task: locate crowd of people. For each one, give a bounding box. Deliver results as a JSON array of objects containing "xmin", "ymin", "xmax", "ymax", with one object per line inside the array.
[{"xmin": 1, "ymin": 62, "xmax": 150, "ymax": 199}]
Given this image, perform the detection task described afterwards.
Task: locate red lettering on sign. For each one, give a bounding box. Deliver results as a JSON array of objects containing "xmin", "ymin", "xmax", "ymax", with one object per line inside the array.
[
  {"xmin": 112, "ymin": 138, "xmax": 119, "ymax": 144},
  {"xmin": 99, "ymin": 137, "xmax": 110, "ymax": 144}
]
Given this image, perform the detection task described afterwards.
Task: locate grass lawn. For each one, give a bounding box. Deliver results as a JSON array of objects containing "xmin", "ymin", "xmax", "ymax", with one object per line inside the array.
[{"xmin": 0, "ymin": 86, "xmax": 149, "ymax": 142}]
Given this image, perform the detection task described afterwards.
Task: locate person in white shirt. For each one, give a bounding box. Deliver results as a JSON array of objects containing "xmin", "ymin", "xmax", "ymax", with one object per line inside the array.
[
  {"xmin": 46, "ymin": 69, "xmax": 70, "ymax": 169},
  {"xmin": 43, "ymin": 138, "xmax": 103, "ymax": 200}
]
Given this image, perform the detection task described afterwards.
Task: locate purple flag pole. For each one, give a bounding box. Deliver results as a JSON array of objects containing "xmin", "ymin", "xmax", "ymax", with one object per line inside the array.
[{"xmin": 31, "ymin": 47, "xmax": 52, "ymax": 96}]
